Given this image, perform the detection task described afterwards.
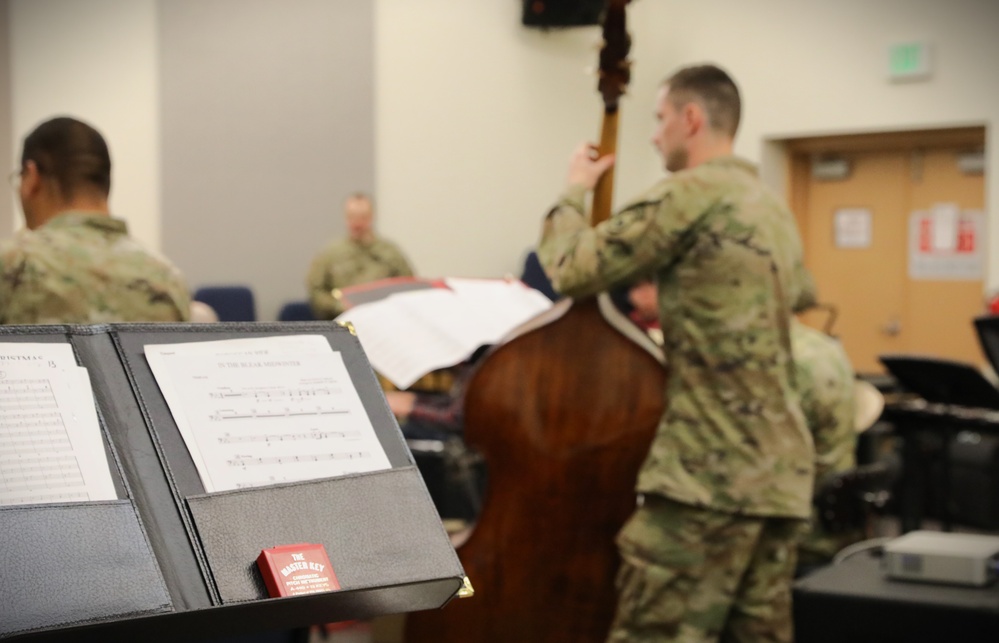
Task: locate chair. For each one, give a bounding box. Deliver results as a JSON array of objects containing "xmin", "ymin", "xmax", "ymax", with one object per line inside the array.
[
  {"xmin": 519, "ymin": 250, "xmax": 559, "ymax": 301},
  {"xmin": 277, "ymin": 300, "xmax": 315, "ymax": 322},
  {"xmin": 191, "ymin": 286, "xmax": 257, "ymax": 322},
  {"xmin": 814, "ymin": 456, "xmax": 901, "ymax": 535}
]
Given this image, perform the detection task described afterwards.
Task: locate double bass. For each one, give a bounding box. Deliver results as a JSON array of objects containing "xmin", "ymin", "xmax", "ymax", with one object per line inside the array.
[{"xmin": 405, "ymin": 1, "xmax": 666, "ymax": 640}]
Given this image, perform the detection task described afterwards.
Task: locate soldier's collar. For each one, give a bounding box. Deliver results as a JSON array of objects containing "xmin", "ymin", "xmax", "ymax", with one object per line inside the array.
[
  {"xmin": 44, "ymin": 211, "xmax": 128, "ymax": 234},
  {"xmin": 704, "ymin": 155, "xmax": 758, "ymax": 176}
]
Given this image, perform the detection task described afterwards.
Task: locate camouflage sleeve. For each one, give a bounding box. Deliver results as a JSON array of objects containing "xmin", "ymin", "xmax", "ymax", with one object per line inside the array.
[
  {"xmin": 537, "ymin": 182, "xmax": 700, "ymax": 298},
  {"xmin": 0, "ymin": 241, "xmax": 34, "ymax": 324},
  {"xmin": 784, "ymin": 211, "xmax": 817, "ymax": 312},
  {"xmin": 306, "ymin": 247, "xmax": 342, "ymax": 320},
  {"xmin": 809, "ymin": 364, "xmax": 857, "ymax": 483},
  {"xmin": 171, "ymin": 275, "xmax": 193, "ymax": 322},
  {"xmin": 0, "ymin": 244, "xmax": 13, "ymax": 322},
  {"xmin": 794, "ymin": 326, "xmax": 856, "ymax": 483},
  {"xmin": 791, "ymin": 256, "xmax": 818, "ymax": 313}
]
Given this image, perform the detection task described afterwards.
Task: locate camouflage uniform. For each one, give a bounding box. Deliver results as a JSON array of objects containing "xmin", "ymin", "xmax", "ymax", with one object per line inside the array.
[
  {"xmin": 609, "ymin": 495, "xmax": 803, "ymax": 642},
  {"xmin": 0, "ymin": 211, "xmax": 190, "ymax": 324},
  {"xmin": 791, "ymin": 319, "xmax": 860, "ymax": 567},
  {"xmin": 306, "ymin": 235, "xmax": 413, "ymax": 319},
  {"xmin": 538, "ymin": 156, "xmax": 816, "ymax": 642}
]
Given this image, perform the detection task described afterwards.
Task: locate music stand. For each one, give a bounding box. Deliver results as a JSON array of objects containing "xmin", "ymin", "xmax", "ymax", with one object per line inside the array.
[
  {"xmin": 879, "ymin": 354, "xmax": 999, "ymax": 410},
  {"xmin": 880, "ymin": 353, "xmax": 999, "ymax": 531},
  {"xmin": 337, "ymin": 276, "xmax": 442, "ymax": 309},
  {"xmin": 974, "ymin": 315, "xmax": 999, "ymax": 378}
]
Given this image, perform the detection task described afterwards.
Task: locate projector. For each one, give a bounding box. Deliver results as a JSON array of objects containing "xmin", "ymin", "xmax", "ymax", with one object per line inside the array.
[{"xmin": 883, "ymin": 530, "xmax": 999, "ymax": 587}]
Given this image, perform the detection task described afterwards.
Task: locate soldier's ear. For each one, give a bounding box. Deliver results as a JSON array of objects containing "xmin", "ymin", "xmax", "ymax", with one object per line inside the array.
[
  {"xmin": 683, "ymin": 102, "xmax": 705, "ymax": 137},
  {"xmin": 20, "ymin": 160, "xmax": 44, "ymax": 197}
]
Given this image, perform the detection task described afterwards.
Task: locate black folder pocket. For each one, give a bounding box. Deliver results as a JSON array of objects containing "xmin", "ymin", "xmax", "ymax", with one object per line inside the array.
[
  {"xmin": 0, "ymin": 500, "xmax": 172, "ymax": 638},
  {"xmin": 186, "ymin": 466, "xmax": 462, "ymax": 604}
]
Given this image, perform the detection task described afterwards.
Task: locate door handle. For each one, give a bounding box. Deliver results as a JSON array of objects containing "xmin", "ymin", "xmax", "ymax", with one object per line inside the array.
[{"xmin": 882, "ymin": 317, "xmax": 902, "ymax": 337}]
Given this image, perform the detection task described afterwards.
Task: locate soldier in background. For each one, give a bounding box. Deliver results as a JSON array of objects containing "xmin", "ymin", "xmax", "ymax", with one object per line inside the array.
[
  {"xmin": 790, "ymin": 317, "xmax": 862, "ymax": 569},
  {"xmin": 0, "ymin": 116, "xmax": 190, "ymax": 324},
  {"xmin": 305, "ymin": 193, "xmax": 414, "ymax": 320},
  {"xmin": 538, "ymin": 64, "xmax": 815, "ymax": 642}
]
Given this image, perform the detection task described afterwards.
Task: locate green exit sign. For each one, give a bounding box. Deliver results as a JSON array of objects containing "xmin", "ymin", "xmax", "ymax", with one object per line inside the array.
[{"xmin": 889, "ymin": 42, "xmax": 932, "ymax": 82}]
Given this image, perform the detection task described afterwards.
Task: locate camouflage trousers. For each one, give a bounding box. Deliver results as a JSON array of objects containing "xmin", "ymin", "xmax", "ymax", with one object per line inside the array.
[{"xmin": 606, "ymin": 495, "xmax": 806, "ymax": 643}]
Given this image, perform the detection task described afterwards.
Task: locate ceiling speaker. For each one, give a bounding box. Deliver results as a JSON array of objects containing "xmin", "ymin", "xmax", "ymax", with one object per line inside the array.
[{"xmin": 522, "ymin": 0, "xmax": 605, "ymax": 28}]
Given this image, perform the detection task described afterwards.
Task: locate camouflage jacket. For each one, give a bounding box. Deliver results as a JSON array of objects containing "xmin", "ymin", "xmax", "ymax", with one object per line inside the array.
[
  {"xmin": 791, "ymin": 319, "xmax": 859, "ymax": 560},
  {"xmin": 306, "ymin": 235, "xmax": 413, "ymax": 319},
  {"xmin": 791, "ymin": 320, "xmax": 856, "ymax": 485},
  {"xmin": 539, "ymin": 156, "xmax": 817, "ymax": 518},
  {"xmin": 0, "ymin": 211, "xmax": 191, "ymax": 324}
]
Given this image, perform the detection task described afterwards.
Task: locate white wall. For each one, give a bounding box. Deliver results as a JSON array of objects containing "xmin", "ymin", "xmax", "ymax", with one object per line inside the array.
[
  {"xmin": 375, "ymin": 0, "xmax": 999, "ymax": 289},
  {"xmin": 157, "ymin": 0, "xmax": 374, "ymax": 321},
  {"xmin": 9, "ymin": 0, "xmax": 161, "ymax": 248},
  {"xmin": 0, "ymin": 0, "xmax": 13, "ymax": 236},
  {"xmin": 375, "ymin": 1, "xmax": 636, "ymax": 280}
]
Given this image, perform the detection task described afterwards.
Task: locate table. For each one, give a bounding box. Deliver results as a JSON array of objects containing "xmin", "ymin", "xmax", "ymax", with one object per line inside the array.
[{"xmin": 794, "ymin": 549, "xmax": 999, "ymax": 642}]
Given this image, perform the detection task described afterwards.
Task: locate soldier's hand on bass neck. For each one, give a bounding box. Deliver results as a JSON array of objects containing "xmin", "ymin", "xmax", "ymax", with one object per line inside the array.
[{"xmin": 567, "ymin": 142, "xmax": 615, "ymax": 191}]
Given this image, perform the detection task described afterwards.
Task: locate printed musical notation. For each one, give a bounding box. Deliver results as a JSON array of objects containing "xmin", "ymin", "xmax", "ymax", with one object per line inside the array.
[
  {"xmin": 0, "ymin": 343, "xmax": 117, "ymax": 506},
  {"xmin": 2, "ymin": 490, "xmax": 90, "ymax": 505},
  {"xmin": 209, "ymin": 387, "xmax": 339, "ymax": 400},
  {"xmin": 234, "ymin": 476, "xmax": 291, "ymax": 489},
  {"xmin": 227, "ymin": 451, "xmax": 371, "ymax": 467},
  {"xmin": 217, "ymin": 430, "xmax": 361, "ymax": 444},
  {"xmin": 1, "ymin": 454, "xmax": 84, "ymax": 486},
  {"xmin": 0, "ymin": 410, "xmax": 70, "ymax": 459},
  {"xmin": 210, "ymin": 406, "xmax": 349, "ymax": 421},
  {"xmin": 0, "ymin": 432, "xmax": 73, "ymax": 452},
  {"xmin": 144, "ymin": 335, "xmax": 391, "ymax": 492},
  {"xmin": 0, "ymin": 379, "xmax": 58, "ymax": 410},
  {"xmin": 0, "ymin": 410, "xmax": 65, "ymax": 431}
]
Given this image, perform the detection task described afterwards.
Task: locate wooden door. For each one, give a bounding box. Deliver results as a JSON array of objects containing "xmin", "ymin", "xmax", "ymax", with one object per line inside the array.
[
  {"xmin": 788, "ymin": 128, "xmax": 986, "ymax": 374},
  {"xmin": 906, "ymin": 148, "xmax": 986, "ymax": 363}
]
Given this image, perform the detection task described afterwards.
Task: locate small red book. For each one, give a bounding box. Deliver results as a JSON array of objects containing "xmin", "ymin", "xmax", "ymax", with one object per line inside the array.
[{"xmin": 257, "ymin": 543, "xmax": 340, "ymax": 597}]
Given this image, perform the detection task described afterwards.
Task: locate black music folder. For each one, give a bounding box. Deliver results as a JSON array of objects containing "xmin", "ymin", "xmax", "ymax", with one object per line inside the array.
[
  {"xmin": 0, "ymin": 322, "xmax": 465, "ymax": 642},
  {"xmin": 974, "ymin": 315, "xmax": 999, "ymax": 377},
  {"xmin": 879, "ymin": 353, "xmax": 999, "ymax": 410}
]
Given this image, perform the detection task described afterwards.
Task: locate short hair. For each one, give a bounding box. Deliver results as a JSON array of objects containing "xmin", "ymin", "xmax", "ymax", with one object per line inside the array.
[
  {"xmin": 21, "ymin": 117, "xmax": 112, "ymax": 200},
  {"xmin": 346, "ymin": 192, "xmax": 372, "ymax": 204},
  {"xmin": 345, "ymin": 191, "xmax": 375, "ymax": 213},
  {"xmin": 663, "ymin": 64, "xmax": 741, "ymax": 138}
]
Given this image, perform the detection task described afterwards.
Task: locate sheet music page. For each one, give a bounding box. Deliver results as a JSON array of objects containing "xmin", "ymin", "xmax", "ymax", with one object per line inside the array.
[
  {"xmin": 338, "ymin": 278, "xmax": 553, "ymax": 389},
  {"xmin": 0, "ymin": 343, "xmax": 117, "ymax": 506},
  {"xmin": 444, "ymin": 278, "xmax": 554, "ymax": 341},
  {"xmin": 143, "ymin": 335, "xmax": 391, "ymax": 493},
  {"xmin": 337, "ymin": 295, "xmax": 473, "ymax": 390}
]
